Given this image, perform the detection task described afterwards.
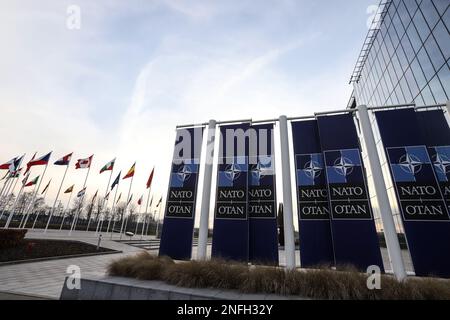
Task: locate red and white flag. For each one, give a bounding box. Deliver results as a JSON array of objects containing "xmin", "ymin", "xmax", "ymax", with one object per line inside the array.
[{"xmin": 75, "ymin": 155, "xmax": 93, "ymax": 169}]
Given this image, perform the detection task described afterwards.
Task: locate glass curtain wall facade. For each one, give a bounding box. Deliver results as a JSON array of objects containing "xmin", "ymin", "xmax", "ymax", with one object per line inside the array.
[{"xmin": 351, "ymin": 0, "xmax": 449, "ymax": 107}]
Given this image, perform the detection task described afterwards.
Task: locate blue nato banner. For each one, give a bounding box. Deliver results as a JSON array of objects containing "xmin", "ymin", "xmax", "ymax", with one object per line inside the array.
[
  {"xmin": 376, "ymin": 108, "xmax": 450, "ymax": 277},
  {"xmin": 159, "ymin": 127, "xmax": 204, "ymax": 260},
  {"xmin": 248, "ymin": 123, "xmax": 278, "ymax": 265},
  {"xmin": 292, "ymin": 120, "xmax": 334, "ymax": 268},
  {"xmin": 316, "ymin": 114, "xmax": 384, "ymax": 272},
  {"xmin": 212, "ymin": 123, "xmax": 250, "ymax": 262}
]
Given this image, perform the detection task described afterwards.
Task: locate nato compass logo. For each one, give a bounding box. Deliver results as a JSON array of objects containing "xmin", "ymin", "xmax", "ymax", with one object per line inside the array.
[
  {"xmin": 387, "ymin": 146, "xmax": 431, "ymax": 183},
  {"xmin": 170, "ymin": 160, "xmax": 199, "ymax": 188},
  {"xmin": 296, "ymin": 153, "xmax": 324, "ymax": 186},
  {"xmin": 218, "ymin": 156, "xmax": 248, "ymax": 187},
  {"xmin": 249, "ymin": 155, "xmax": 274, "ymax": 186},
  {"xmin": 429, "ymin": 146, "xmax": 450, "ymax": 182},
  {"xmin": 324, "ymin": 149, "xmax": 363, "ymax": 184}
]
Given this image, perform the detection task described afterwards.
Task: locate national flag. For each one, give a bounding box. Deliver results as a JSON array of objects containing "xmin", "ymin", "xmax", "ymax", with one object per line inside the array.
[
  {"xmin": 24, "ymin": 153, "xmax": 36, "ymax": 175},
  {"xmin": 111, "ymin": 171, "xmax": 121, "ymax": 190},
  {"xmin": 11, "ymin": 155, "xmax": 24, "ymax": 173},
  {"xmin": 105, "ymin": 191, "xmax": 110, "ymax": 201},
  {"xmin": 1, "ymin": 171, "xmax": 10, "ymax": 180},
  {"xmin": 146, "ymin": 167, "xmax": 154, "ymax": 189},
  {"xmin": 137, "ymin": 195, "xmax": 143, "ymax": 205},
  {"xmin": 156, "ymin": 196, "xmax": 163, "ymax": 207},
  {"xmin": 149, "ymin": 196, "xmax": 153, "ymax": 207},
  {"xmin": 64, "ymin": 185, "xmax": 74, "ymax": 193},
  {"xmin": 0, "ymin": 157, "xmax": 17, "ymax": 171},
  {"xmin": 116, "ymin": 192, "xmax": 122, "ymax": 204},
  {"xmin": 41, "ymin": 179, "xmax": 51, "ymax": 195},
  {"xmin": 75, "ymin": 155, "xmax": 93, "ymax": 169},
  {"xmin": 25, "ymin": 175, "xmax": 39, "ymax": 187},
  {"xmin": 100, "ymin": 158, "xmax": 115, "ymax": 174},
  {"xmin": 77, "ymin": 187, "xmax": 86, "ymax": 198},
  {"xmin": 9, "ymin": 167, "xmax": 22, "ymax": 178},
  {"xmin": 123, "ymin": 163, "xmax": 135, "ymax": 180},
  {"xmin": 127, "ymin": 194, "xmax": 133, "ymax": 205},
  {"xmin": 54, "ymin": 153, "xmax": 73, "ymax": 166},
  {"xmin": 27, "ymin": 152, "xmax": 52, "ymax": 169}
]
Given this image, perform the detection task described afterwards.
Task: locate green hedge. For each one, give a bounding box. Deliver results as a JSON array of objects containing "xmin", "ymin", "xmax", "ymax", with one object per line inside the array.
[{"xmin": 0, "ymin": 229, "xmax": 27, "ymax": 249}]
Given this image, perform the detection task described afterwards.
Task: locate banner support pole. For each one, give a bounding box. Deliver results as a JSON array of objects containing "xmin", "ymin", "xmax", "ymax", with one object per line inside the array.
[
  {"xmin": 357, "ymin": 105, "xmax": 407, "ymax": 281},
  {"xmin": 197, "ymin": 119, "xmax": 216, "ymax": 260},
  {"xmin": 278, "ymin": 115, "xmax": 296, "ymax": 270}
]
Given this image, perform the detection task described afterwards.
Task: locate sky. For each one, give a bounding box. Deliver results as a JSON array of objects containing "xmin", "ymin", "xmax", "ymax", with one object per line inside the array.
[{"xmin": 0, "ymin": 0, "xmax": 377, "ymax": 219}]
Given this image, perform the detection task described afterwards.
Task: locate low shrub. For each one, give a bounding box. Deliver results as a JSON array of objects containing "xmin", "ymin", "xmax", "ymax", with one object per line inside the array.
[
  {"xmin": 107, "ymin": 252, "xmax": 450, "ymax": 300},
  {"xmin": 0, "ymin": 229, "xmax": 27, "ymax": 249}
]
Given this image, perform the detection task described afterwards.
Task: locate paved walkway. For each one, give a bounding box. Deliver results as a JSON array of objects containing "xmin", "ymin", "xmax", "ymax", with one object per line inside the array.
[{"xmin": 0, "ymin": 229, "xmax": 158, "ymax": 299}]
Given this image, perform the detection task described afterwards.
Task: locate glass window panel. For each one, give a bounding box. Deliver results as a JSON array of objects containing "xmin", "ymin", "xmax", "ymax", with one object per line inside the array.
[
  {"xmin": 421, "ymin": 85, "xmax": 437, "ymax": 104},
  {"xmin": 395, "ymin": 82, "xmax": 406, "ymax": 103},
  {"xmin": 404, "ymin": 67, "xmax": 420, "ymax": 98},
  {"xmin": 399, "ymin": 75, "xmax": 413, "ymax": 102},
  {"xmin": 432, "ymin": 21, "xmax": 450, "ymax": 61},
  {"xmin": 437, "ymin": 64, "xmax": 450, "ymax": 99},
  {"xmin": 410, "ymin": 58, "xmax": 428, "ymax": 89},
  {"xmin": 385, "ymin": 32, "xmax": 395, "ymax": 57},
  {"xmin": 413, "ymin": 10, "xmax": 431, "ymax": 42},
  {"xmin": 432, "ymin": 0, "xmax": 449, "ymax": 15},
  {"xmin": 420, "ymin": 1, "xmax": 440, "ymax": 30},
  {"xmin": 416, "ymin": 47, "xmax": 435, "ymax": 81},
  {"xmin": 443, "ymin": 7, "xmax": 450, "ymax": 31},
  {"xmin": 424, "ymin": 34, "xmax": 446, "ymax": 71},
  {"xmin": 405, "ymin": 1, "xmax": 419, "ymax": 18},
  {"xmin": 406, "ymin": 23, "xmax": 423, "ymax": 52},
  {"xmin": 428, "ymin": 74, "xmax": 448, "ymax": 102},
  {"xmin": 398, "ymin": 1, "xmax": 413, "ymax": 28},
  {"xmin": 392, "ymin": 53, "xmax": 403, "ymax": 78},
  {"xmin": 392, "ymin": 12, "xmax": 405, "ymax": 38},
  {"xmin": 397, "ymin": 46, "xmax": 410, "ymax": 72},
  {"xmin": 401, "ymin": 33, "xmax": 416, "ymax": 63},
  {"xmin": 414, "ymin": 93, "xmax": 425, "ymax": 106}
]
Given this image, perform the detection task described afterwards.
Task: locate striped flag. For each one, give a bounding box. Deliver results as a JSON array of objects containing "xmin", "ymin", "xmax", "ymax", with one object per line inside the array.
[
  {"xmin": 75, "ymin": 155, "xmax": 93, "ymax": 169},
  {"xmin": 25, "ymin": 175, "xmax": 39, "ymax": 187},
  {"xmin": 100, "ymin": 158, "xmax": 115, "ymax": 174},
  {"xmin": 111, "ymin": 172, "xmax": 121, "ymax": 190},
  {"xmin": 54, "ymin": 153, "xmax": 73, "ymax": 166},
  {"xmin": 27, "ymin": 152, "xmax": 52, "ymax": 170},
  {"xmin": 0, "ymin": 157, "xmax": 17, "ymax": 171},
  {"xmin": 77, "ymin": 187, "xmax": 86, "ymax": 198},
  {"xmin": 41, "ymin": 179, "xmax": 51, "ymax": 194},
  {"xmin": 146, "ymin": 167, "xmax": 154, "ymax": 189},
  {"xmin": 64, "ymin": 185, "xmax": 74, "ymax": 193},
  {"xmin": 123, "ymin": 163, "xmax": 135, "ymax": 180}
]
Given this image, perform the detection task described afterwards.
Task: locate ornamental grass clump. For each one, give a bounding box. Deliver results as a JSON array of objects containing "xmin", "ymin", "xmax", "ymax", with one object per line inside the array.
[{"xmin": 107, "ymin": 252, "xmax": 450, "ymax": 300}]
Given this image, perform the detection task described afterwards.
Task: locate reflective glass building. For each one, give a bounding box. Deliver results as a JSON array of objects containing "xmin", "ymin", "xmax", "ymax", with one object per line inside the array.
[{"xmin": 349, "ymin": 0, "xmax": 449, "ymax": 108}]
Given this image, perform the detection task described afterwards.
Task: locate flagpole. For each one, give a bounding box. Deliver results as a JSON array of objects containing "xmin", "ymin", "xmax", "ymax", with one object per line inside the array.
[
  {"xmin": 32, "ymin": 181, "xmax": 50, "ymax": 229},
  {"xmin": 3, "ymin": 182, "xmax": 26, "ymax": 229},
  {"xmin": 0, "ymin": 177, "xmax": 14, "ymax": 215},
  {"xmin": 19, "ymin": 183, "xmax": 37, "ymax": 228},
  {"xmin": 0, "ymin": 177, "xmax": 13, "ymax": 209},
  {"xmin": 108, "ymin": 186, "xmax": 119, "ymax": 239},
  {"xmin": 96, "ymin": 168, "xmax": 114, "ymax": 234},
  {"xmin": 119, "ymin": 174, "xmax": 134, "ymax": 240},
  {"xmin": 135, "ymin": 202, "xmax": 142, "ymax": 235},
  {"xmin": 59, "ymin": 189, "xmax": 74, "ymax": 230},
  {"xmin": 22, "ymin": 161, "xmax": 50, "ymax": 229},
  {"xmin": 155, "ymin": 202, "xmax": 163, "ymax": 238},
  {"xmin": 45, "ymin": 161, "xmax": 70, "ymax": 233},
  {"xmin": 0, "ymin": 176, "xmax": 19, "ymax": 223},
  {"xmin": 70, "ymin": 164, "xmax": 91, "ymax": 235}
]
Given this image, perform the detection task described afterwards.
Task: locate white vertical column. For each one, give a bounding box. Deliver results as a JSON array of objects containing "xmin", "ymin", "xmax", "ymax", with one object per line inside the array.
[
  {"xmin": 357, "ymin": 104, "xmax": 406, "ymax": 281},
  {"xmin": 278, "ymin": 115, "xmax": 296, "ymax": 270},
  {"xmin": 197, "ymin": 120, "xmax": 216, "ymax": 260}
]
